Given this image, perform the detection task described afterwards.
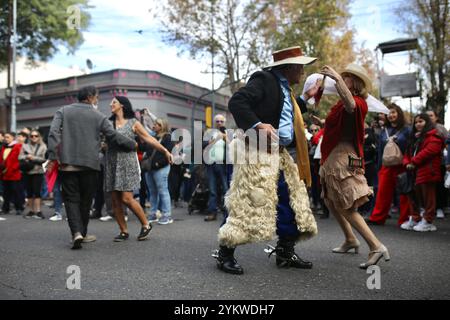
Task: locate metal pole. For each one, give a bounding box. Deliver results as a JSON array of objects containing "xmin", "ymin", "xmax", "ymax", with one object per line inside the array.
[
  {"xmin": 410, "ymin": 98, "xmax": 413, "ymax": 118},
  {"xmin": 7, "ymin": 0, "xmax": 12, "ymax": 89},
  {"xmin": 10, "ymin": 0, "xmax": 17, "ymax": 132},
  {"xmin": 375, "ymin": 46, "xmax": 381, "ymax": 99},
  {"xmin": 211, "ymin": 1, "xmax": 216, "ymax": 121}
]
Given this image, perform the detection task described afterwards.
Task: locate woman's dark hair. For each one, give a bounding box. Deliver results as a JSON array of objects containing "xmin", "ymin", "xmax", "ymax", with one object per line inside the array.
[
  {"xmin": 18, "ymin": 131, "xmax": 28, "ymax": 139},
  {"xmin": 407, "ymin": 113, "xmax": 434, "ymax": 153},
  {"xmin": 77, "ymin": 86, "xmax": 98, "ymax": 102},
  {"xmin": 426, "ymin": 109, "xmax": 442, "ymax": 124},
  {"xmin": 386, "ymin": 103, "xmax": 406, "ymax": 130},
  {"xmin": 109, "ymin": 96, "xmax": 136, "ymax": 126},
  {"xmin": 5, "ymin": 132, "xmax": 16, "ymax": 137},
  {"xmin": 115, "ymin": 96, "xmax": 135, "ymax": 119}
]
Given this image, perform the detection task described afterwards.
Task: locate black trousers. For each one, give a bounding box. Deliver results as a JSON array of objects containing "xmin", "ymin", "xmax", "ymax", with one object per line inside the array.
[
  {"xmin": 169, "ymin": 164, "xmax": 183, "ymax": 202},
  {"xmin": 1, "ymin": 180, "xmax": 25, "ymax": 212},
  {"xmin": 24, "ymin": 174, "xmax": 44, "ymax": 198},
  {"xmin": 139, "ymin": 171, "xmax": 148, "ymax": 209},
  {"xmin": 93, "ymin": 166, "xmax": 105, "ymax": 215},
  {"xmin": 61, "ymin": 170, "xmax": 99, "ymax": 237}
]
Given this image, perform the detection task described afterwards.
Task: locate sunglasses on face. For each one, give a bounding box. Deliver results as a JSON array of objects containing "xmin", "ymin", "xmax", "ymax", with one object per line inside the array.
[{"xmin": 31, "ymin": 135, "xmax": 39, "ymax": 138}]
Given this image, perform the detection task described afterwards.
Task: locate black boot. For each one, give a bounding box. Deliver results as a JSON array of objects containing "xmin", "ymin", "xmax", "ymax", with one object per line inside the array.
[
  {"xmin": 213, "ymin": 246, "xmax": 244, "ymax": 275},
  {"xmin": 274, "ymin": 238, "xmax": 313, "ymax": 269}
]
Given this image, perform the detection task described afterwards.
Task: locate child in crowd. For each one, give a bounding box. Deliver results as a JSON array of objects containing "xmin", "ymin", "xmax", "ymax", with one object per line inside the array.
[{"xmin": 401, "ymin": 113, "xmax": 446, "ymax": 232}]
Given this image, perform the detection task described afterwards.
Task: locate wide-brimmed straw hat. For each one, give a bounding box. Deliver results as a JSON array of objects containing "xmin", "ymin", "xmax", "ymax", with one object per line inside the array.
[
  {"xmin": 341, "ymin": 63, "xmax": 372, "ymax": 91},
  {"xmin": 264, "ymin": 46, "xmax": 317, "ymax": 69}
]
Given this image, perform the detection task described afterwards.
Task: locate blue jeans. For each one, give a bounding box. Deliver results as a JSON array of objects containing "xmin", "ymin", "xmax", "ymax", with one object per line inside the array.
[
  {"xmin": 145, "ymin": 165, "xmax": 171, "ymax": 218},
  {"xmin": 53, "ymin": 176, "xmax": 63, "ymax": 214},
  {"xmin": 207, "ymin": 164, "xmax": 228, "ymax": 213},
  {"xmin": 40, "ymin": 177, "xmax": 49, "ymax": 199}
]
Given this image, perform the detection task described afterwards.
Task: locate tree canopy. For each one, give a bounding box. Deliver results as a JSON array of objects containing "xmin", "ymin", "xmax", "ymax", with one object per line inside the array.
[
  {"xmin": 0, "ymin": 0, "xmax": 91, "ymax": 71},
  {"xmin": 155, "ymin": 0, "xmax": 376, "ymax": 119},
  {"xmin": 397, "ymin": 0, "xmax": 449, "ymax": 121}
]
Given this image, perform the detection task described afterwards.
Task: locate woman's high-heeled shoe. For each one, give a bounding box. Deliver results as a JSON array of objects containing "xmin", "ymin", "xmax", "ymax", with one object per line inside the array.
[
  {"xmin": 359, "ymin": 244, "xmax": 390, "ymax": 269},
  {"xmin": 332, "ymin": 240, "xmax": 360, "ymax": 254}
]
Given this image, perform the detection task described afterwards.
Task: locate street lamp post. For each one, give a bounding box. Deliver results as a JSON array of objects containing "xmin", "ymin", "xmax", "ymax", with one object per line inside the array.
[
  {"xmin": 210, "ymin": 0, "xmax": 216, "ymax": 122},
  {"xmin": 10, "ymin": 0, "xmax": 17, "ymax": 132}
]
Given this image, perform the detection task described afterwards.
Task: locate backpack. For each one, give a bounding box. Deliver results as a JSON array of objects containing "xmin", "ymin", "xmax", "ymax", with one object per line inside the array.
[{"xmin": 382, "ymin": 128, "xmax": 403, "ymax": 167}]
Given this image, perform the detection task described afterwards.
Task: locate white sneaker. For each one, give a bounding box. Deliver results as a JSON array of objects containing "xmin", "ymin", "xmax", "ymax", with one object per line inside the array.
[
  {"xmin": 100, "ymin": 215, "xmax": 113, "ymax": 222},
  {"xmin": 400, "ymin": 217, "xmax": 418, "ymax": 231},
  {"xmin": 436, "ymin": 209, "xmax": 445, "ymax": 219},
  {"xmin": 49, "ymin": 214, "xmax": 62, "ymax": 222},
  {"xmin": 413, "ymin": 219, "xmax": 437, "ymax": 232},
  {"xmin": 0, "ymin": 217, "xmax": 6, "ymax": 221}
]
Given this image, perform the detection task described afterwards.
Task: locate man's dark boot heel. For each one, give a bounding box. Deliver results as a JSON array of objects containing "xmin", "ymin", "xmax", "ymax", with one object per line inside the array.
[
  {"xmin": 273, "ymin": 239, "xmax": 313, "ymax": 269},
  {"xmin": 212, "ymin": 246, "xmax": 244, "ymax": 275}
]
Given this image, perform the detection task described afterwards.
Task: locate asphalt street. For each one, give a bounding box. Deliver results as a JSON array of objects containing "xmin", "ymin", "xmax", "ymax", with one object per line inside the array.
[{"xmin": 0, "ymin": 204, "xmax": 449, "ymax": 300}]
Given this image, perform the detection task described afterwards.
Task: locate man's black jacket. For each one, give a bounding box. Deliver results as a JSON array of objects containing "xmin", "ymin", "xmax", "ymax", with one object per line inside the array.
[{"xmin": 228, "ymin": 70, "xmax": 308, "ymax": 131}]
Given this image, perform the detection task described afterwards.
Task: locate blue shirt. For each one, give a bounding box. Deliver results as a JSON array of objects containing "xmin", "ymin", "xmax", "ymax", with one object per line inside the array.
[
  {"xmin": 251, "ymin": 72, "xmax": 306, "ymax": 146},
  {"xmin": 274, "ymin": 72, "xmax": 295, "ymax": 146}
]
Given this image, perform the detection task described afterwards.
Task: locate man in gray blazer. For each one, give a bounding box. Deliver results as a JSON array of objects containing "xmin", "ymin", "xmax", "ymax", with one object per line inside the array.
[{"xmin": 47, "ymin": 86, "xmax": 137, "ymax": 249}]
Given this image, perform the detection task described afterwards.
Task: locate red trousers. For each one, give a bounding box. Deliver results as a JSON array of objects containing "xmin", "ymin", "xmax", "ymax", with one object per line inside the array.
[
  {"xmin": 369, "ymin": 165, "xmax": 411, "ymax": 226},
  {"xmin": 408, "ymin": 183, "xmax": 437, "ymax": 223}
]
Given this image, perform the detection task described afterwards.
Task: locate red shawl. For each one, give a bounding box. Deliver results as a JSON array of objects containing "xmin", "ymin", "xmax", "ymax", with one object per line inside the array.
[{"xmin": 320, "ymin": 96, "xmax": 368, "ymax": 165}]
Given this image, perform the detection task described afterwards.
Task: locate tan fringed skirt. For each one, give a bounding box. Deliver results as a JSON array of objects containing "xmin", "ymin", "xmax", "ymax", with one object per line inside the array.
[{"xmin": 319, "ymin": 142, "xmax": 373, "ymax": 213}]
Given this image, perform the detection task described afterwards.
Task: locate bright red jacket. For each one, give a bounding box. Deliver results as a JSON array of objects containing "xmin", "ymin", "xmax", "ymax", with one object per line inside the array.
[
  {"xmin": 403, "ymin": 129, "xmax": 445, "ymax": 185},
  {"xmin": 0, "ymin": 143, "xmax": 22, "ymax": 181}
]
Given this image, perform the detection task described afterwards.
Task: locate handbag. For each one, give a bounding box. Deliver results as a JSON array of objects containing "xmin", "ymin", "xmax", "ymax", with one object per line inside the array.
[
  {"xmin": 382, "ymin": 128, "xmax": 403, "ymax": 167},
  {"xmin": 396, "ymin": 171, "xmax": 415, "ymax": 195},
  {"xmin": 141, "ymin": 137, "xmax": 162, "ymax": 172},
  {"xmin": 19, "ymin": 144, "xmax": 41, "ymax": 173}
]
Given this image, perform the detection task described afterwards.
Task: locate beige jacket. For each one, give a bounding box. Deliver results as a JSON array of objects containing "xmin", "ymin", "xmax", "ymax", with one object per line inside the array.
[{"xmin": 18, "ymin": 143, "xmax": 47, "ymax": 175}]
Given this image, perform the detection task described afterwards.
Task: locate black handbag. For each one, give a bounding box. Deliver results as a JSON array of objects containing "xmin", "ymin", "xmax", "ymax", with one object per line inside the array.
[
  {"xmin": 19, "ymin": 159, "xmax": 35, "ymax": 172},
  {"xmin": 141, "ymin": 137, "xmax": 162, "ymax": 172},
  {"xmin": 19, "ymin": 144, "xmax": 41, "ymax": 173},
  {"xmin": 396, "ymin": 171, "xmax": 415, "ymax": 195}
]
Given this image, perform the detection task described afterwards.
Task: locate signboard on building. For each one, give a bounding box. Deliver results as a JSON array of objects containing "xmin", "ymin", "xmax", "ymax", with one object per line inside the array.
[{"xmin": 380, "ymin": 73, "xmax": 420, "ymax": 98}]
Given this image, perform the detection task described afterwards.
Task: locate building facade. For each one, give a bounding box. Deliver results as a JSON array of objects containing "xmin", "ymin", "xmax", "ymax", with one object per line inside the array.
[{"xmin": 0, "ymin": 69, "xmax": 233, "ymax": 136}]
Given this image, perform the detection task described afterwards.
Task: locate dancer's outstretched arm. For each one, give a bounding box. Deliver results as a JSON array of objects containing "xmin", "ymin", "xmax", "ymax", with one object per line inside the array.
[
  {"xmin": 320, "ymin": 65, "xmax": 356, "ymax": 113},
  {"xmin": 133, "ymin": 121, "xmax": 173, "ymax": 164}
]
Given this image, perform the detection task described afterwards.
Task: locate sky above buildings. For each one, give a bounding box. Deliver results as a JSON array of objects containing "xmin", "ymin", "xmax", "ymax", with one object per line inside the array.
[
  {"xmin": 50, "ymin": 0, "xmax": 409, "ymax": 85},
  {"xmin": 40, "ymin": 0, "xmax": 446, "ymax": 122}
]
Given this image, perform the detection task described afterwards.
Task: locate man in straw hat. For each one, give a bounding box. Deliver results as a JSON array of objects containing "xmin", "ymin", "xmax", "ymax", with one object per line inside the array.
[{"xmin": 212, "ymin": 46, "xmax": 321, "ymax": 274}]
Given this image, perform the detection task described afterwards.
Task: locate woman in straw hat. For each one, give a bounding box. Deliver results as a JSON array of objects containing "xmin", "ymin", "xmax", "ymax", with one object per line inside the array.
[{"xmin": 319, "ymin": 63, "xmax": 390, "ymax": 269}]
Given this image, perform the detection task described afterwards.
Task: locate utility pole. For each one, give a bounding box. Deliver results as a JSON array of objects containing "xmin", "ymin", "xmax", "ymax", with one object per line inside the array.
[
  {"xmin": 210, "ymin": 0, "xmax": 216, "ymax": 121},
  {"xmin": 7, "ymin": 0, "xmax": 12, "ymax": 89},
  {"xmin": 11, "ymin": 0, "xmax": 17, "ymax": 132}
]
